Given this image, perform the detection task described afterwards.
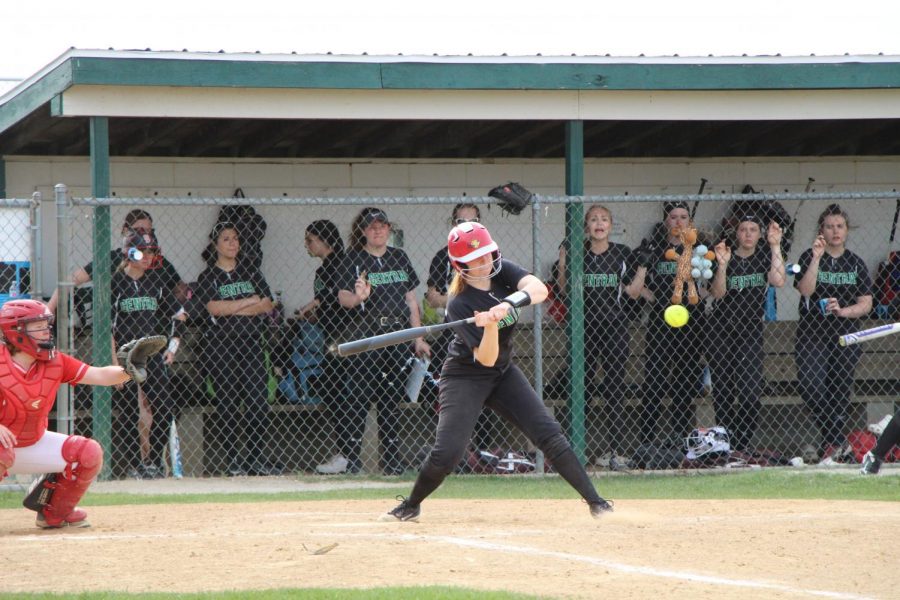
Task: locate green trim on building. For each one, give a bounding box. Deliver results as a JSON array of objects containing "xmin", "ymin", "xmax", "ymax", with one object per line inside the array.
[
  {"xmin": 382, "ymin": 61, "xmax": 900, "ymax": 90},
  {"xmin": 49, "ymin": 94, "xmax": 63, "ymax": 117},
  {"xmin": 65, "ymin": 57, "xmax": 900, "ymax": 91},
  {"xmin": 0, "ymin": 62, "xmax": 73, "ymax": 132},
  {"xmin": 71, "ymin": 57, "xmax": 384, "ymax": 89}
]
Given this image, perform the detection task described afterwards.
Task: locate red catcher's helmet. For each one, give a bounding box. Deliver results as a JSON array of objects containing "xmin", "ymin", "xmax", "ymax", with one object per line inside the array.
[
  {"xmin": 122, "ymin": 228, "xmax": 162, "ymax": 269},
  {"xmin": 447, "ymin": 222, "xmax": 501, "ymax": 280},
  {"xmin": 0, "ymin": 299, "xmax": 56, "ymax": 360}
]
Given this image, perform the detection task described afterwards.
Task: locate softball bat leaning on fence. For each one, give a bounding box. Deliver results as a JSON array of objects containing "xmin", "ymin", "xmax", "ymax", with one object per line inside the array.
[
  {"xmin": 838, "ymin": 322, "xmax": 900, "ymax": 346},
  {"xmin": 338, "ymin": 317, "xmax": 476, "ymax": 356}
]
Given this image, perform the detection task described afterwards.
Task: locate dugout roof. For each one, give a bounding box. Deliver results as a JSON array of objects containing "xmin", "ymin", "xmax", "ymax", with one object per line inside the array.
[{"xmin": 3, "ymin": 49, "xmax": 900, "ymax": 159}]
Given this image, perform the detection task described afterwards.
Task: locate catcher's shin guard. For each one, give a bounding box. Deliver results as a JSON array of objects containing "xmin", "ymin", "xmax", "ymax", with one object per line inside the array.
[
  {"xmin": 40, "ymin": 436, "xmax": 103, "ymax": 527},
  {"xmin": 0, "ymin": 446, "xmax": 14, "ymax": 480}
]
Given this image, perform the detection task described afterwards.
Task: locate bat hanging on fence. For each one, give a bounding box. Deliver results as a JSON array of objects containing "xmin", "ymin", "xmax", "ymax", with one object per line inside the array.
[
  {"xmin": 838, "ymin": 322, "xmax": 900, "ymax": 347},
  {"xmin": 690, "ymin": 177, "xmax": 707, "ymax": 220},
  {"xmin": 338, "ymin": 317, "xmax": 476, "ymax": 357}
]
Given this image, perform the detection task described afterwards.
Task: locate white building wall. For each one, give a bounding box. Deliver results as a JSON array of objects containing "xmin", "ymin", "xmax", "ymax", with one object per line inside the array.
[{"xmin": 5, "ymin": 155, "xmax": 899, "ymax": 321}]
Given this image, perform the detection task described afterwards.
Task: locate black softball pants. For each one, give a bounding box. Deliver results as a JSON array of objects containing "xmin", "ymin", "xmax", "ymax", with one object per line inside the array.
[
  {"xmin": 872, "ymin": 410, "xmax": 900, "ymax": 459},
  {"xmin": 640, "ymin": 317, "xmax": 702, "ymax": 445},
  {"xmin": 113, "ymin": 354, "xmax": 175, "ymax": 473},
  {"xmin": 341, "ymin": 342, "xmax": 408, "ymax": 472},
  {"xmin": 204, "ymin": 332, "xmax": 272, "ymax": 471},
  {"xmin": 408, "ymin": 363, "xmax": 603, "ymax": 507},
  {"xmin": 709, "ymin": 322, "xmax": 763, "ymax": 451},
  {"xmin": 795, "ymin": 326, "xmax": 861, "ymax": 452},
  {"xmin": 584, "ymin": 317, "xmax": 630, "ymax": 455}
]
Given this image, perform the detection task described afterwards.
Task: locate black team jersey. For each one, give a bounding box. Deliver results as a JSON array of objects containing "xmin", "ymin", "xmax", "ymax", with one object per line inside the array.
[
  {"xmin": 111, "ymin": 269, "xmax": 182, "ymax": 344},
  {"xmin": 713, "ymin": 249, "xmax": 771, "ymax": 327},
  {"xmin": 580, "ymin": 243, "xmax": 636, "ymax": 321},
  {"xmin": 194, "ymin": 262, "xmax": 273, "ymax": 337},
  {"xmin": 794, "ymin": 248, "xmax": 872, "ymax": 336},
  {"xmin": 445, "ymin": 259, "xmax": 529, "ymax": 371},
  {"xmin": 339, "ymin": 247, "xmax": 420, "ymax": 322}
]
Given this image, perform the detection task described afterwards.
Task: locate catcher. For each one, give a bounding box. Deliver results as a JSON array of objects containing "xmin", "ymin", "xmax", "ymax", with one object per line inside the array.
[{"xmin": 0, "ymin": 299, "xmax": 165, "ymax": 528}]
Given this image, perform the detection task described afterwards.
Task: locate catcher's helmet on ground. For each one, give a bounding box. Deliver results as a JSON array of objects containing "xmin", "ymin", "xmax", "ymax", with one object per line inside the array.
[
  {"xmin": 447, "ymin": 222, "xmax": 501, "ymax": 280},
  {"xmin": 0, "ymin": 299, "xmax": 56, "ymax": 360},
  {"xmin": 684, "ymin": 426, "xmax": 731, "ymax": 460}
]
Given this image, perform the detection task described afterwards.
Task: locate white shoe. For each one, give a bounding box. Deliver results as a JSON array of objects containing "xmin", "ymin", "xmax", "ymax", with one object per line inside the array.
[
  {"xmin": 867, "ymin": 415, "xmax": 893, "ymax": 436},
  {"xmin": 316, "ymin": 454, "xmax": 349, "ymax": 474}
]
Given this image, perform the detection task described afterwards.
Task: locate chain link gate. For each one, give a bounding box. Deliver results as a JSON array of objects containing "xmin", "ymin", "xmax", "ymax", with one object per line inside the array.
[{"xmin": 49, "ymin": 189, "xmax": 899, "ymax": 478}]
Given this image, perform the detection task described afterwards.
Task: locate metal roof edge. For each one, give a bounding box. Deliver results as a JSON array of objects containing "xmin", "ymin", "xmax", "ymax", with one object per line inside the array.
[{"xmin": 50, "ymin": 47, "xmax": 900, "ymax": 65}]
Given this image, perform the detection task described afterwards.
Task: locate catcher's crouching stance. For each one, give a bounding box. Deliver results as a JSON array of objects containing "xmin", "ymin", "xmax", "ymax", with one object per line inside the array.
[{"xmin": 0, "ymin": 299, "xmax": 165, "ymax": 528}]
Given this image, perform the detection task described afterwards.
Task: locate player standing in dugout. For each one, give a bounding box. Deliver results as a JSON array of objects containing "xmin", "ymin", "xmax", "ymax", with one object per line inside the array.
[
  {"xmin": 555, "ymin": 204, "xmax": 647, "ymax": 470},
  {"xmin": 709, "ymin": 214, "xmax": 786, "ymax": 451},
  {"xmin": 381, "ymin": 222, "xmax": 613, "ymax": 521},
  {"xmin": 635, "ymin": 201, "xmax": 706, "ymax": 446},
  {"xmin": 338, "ymin": 207, "xmax": 430, "ymax": 475}
]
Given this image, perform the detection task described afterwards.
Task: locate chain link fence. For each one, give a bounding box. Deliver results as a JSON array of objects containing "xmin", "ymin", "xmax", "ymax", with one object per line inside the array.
[{"xmin": 34, "ymin": 189, "xmax": 900, "ymax": 478}]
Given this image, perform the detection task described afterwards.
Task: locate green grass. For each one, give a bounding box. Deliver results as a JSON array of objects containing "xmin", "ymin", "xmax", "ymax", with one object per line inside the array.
[
  {"xmin": 2, "ymin": 469, "xmax": 897, "ymax": 509},
  {"xmin": 0, "ymin": 589, "xmax": 545, "ymax": 600}
]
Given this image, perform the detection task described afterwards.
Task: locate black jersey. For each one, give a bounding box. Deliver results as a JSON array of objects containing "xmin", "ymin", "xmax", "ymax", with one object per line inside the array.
[
  {"xmin": 581, "ymin": 243, "xmax": 636, "ymax": 320},
  {"xmin": 713, "ymin": 249, "xmax": 771, "ymax": 327},
  {"xmin": 794, "ymin": 248, "xmax": 872, "ymax": 335},
  {"xmin": 313, "ymin": 251, "xmax": 353, "ymax": 338},
  {"xmin": 426, "ymin": 247, "xmax": 453, "ymax": 294},
  {"xmin": 111, "ymin": 269, "xmax": 181, "ymax": 345},
  {"xmin": 339, "ymin": 247, "xmax": 420, "ymax": 323},
  {"xmin": 86, "ymin": 249, "xmax": 182, "ymax": 291},
  {"xmin": 644, "ymin": 242, "xmax": 705, "ymax": 316},
  {"xmin": 445, "ymin": 260, "xmax": 530, "ymax": 371},
  {"xmin": 194, "ymin": 262, "xmax": 273, "ymax": 337}
]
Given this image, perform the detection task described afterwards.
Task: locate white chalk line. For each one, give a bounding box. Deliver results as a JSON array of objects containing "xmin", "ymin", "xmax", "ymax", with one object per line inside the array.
[
  {"xmin": 330, "ymin": 532, "xmax": 877, "ymax": 600},
  {"xmin": 6, "ymin": 527, "xmax": 876, "ymax": 599}
]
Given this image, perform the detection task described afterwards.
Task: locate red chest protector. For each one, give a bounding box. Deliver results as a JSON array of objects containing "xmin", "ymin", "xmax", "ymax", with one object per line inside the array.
[{"xmin": 0, "ymin": 346, "xmax": 65, "ymax": 447}]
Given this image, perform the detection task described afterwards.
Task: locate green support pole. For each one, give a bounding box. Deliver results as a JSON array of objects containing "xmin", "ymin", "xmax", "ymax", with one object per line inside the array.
[
  {"xmin": 0, "ymin": 158, "xmax": 6, "ymax": 198},
  {"xmin": 564, "ymin": 121, "xmax": 587, "ymax": 463},
  {"xmin": 90, "ymin": 117, "xmax": 113, "ymax": 480}
]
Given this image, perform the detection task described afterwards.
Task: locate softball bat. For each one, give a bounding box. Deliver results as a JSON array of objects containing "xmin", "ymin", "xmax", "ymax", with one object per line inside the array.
[
  {"xmin": 338, "ymin": 317, "xmax": 476, "ymax": 356},
  {"xmin": 838, "ymin": 322, "xmax": 900, "ymax": 346}
]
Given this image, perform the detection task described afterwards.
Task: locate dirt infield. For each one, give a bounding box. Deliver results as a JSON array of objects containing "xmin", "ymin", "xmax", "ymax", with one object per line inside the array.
[{"xmin": 1, "ymin": 496, "xmax": 896, "ymax": 599}]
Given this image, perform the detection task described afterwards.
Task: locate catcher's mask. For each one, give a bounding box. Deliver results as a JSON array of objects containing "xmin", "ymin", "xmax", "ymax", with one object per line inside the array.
[
  {"xmin": 684, "ymin": 426, "xmax": 731, "ymax": 460},
  {"xmin": 123, "ymin": 228, "xmax": 162, "ymax": 269},
  {"xmin": 447, "ymin": 222, "xmax": 501, "ymax": 281},
  {"xmin": 0, "ymin": 299, "xmax": 56, "ymax": 360}
]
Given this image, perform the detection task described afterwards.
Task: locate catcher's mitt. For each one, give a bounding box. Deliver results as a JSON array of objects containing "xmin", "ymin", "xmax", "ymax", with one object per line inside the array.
[
  {"xmin": 488, "ymin": 182, "xmax": 534, "ymax": 216},
  {"xmin": 117, "ymin": 335, "xmax": 167, "ymax": 384},
  {"xmin": 22, "ymin": 473, "xmax": 57, "ymax": 512}
]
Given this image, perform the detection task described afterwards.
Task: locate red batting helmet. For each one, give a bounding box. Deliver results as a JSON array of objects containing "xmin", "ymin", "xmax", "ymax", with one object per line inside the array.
[
  {"xmin": 447, "ymin": 222, "xmax": 501, "ymax": 280},
  {"xmin": 0, "ymin": 299, "xmax": 56, "ymax": 360}
]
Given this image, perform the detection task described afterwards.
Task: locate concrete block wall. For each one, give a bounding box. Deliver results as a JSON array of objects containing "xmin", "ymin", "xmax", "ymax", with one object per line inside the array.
[{"xmin": 4, "ymin": 155, "xmax": 899, "ymax": 321}]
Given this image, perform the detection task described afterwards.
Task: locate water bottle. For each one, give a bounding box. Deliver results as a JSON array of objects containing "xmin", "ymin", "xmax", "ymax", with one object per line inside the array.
[{"xmin": 270, "ymin": 290, "xmax": 285, "ymax": 327}]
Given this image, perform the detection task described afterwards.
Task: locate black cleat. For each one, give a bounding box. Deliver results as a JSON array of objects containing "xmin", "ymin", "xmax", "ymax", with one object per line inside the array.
[
  {"xmin": 860, "ymin": 451, "xmax": 883, "ymax": 475},
  {"xmin": 589, "ymin": 499, "xmax": 614, "ymax": 518},
  {"xmin": 379, "ymin": 496, "xmax": 420, "ymax": 522}
]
